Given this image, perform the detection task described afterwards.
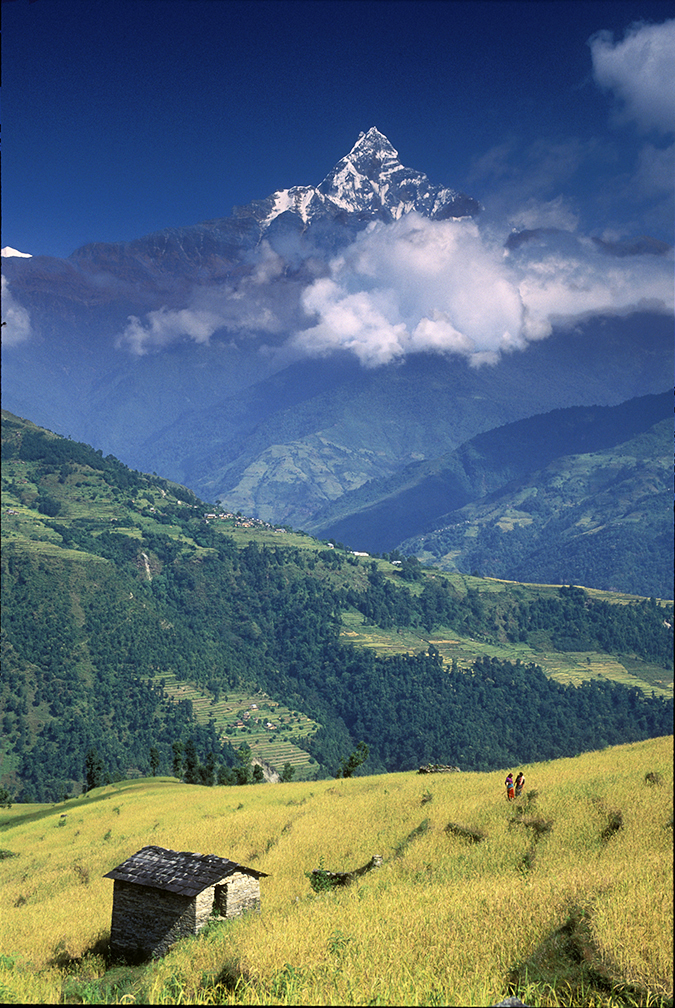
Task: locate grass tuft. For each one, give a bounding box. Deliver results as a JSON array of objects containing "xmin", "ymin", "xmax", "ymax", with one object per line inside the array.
[
  {"xmin": 392, "ymin": 817, "xmax": 430, "ymax": 857},
  {"xmin": 444, "ymin": 821, "xmax": 487, "ymax": 843},
  {"xmin": 600, "ymin": 810, "xmax": 624, "ymax": 843}
]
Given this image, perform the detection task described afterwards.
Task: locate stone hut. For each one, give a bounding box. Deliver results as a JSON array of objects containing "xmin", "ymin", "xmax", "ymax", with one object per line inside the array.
[{"xmin": 104, "ymin": 845, "xmax": 268, "ymax": 961}]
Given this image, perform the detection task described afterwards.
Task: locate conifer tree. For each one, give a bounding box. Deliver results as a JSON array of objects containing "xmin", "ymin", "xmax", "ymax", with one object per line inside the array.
[
  {"xmin": 171, "ymin": 740, "xmax": 184, "ymax": 778},
  {"xmin": 183, "ymin": 738, "xmax": 200, "ymax": 784},
  {"xmin": 235, "ymin": 744, "xmax": 253, "ymax": 785},
  {"xmin": 337, "ymin": 741, "xmax": 369, "ymax": 778},
  {"xmin": 84, "ymin": 747, "xmax": 106, "ymax": 792}
]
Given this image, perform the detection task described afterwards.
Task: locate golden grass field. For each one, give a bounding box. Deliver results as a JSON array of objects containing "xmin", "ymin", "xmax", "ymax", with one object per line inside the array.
[{"xmin": 0, "ymin": 736, "xmax": 672, "ymax": 1006}]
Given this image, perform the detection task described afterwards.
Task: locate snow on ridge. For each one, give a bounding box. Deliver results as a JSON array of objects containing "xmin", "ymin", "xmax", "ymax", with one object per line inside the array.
[
  {"xmin": 255, "ymin": 129, "xmax": 474, "ymax": 230},
  {"xmin": 261, "ymin": 190, "xmax": 295, "ymax": 225},
  {"xmin": 293, "ymin": 188, "xmax": 316, "ymax": 224},
  {"xmin": 2, "ymin": 247, "xmax": 32, "ymax": 258},
  {"xmin": 259, "ymin": 185, "xmax": 320, "ymax": 226}
]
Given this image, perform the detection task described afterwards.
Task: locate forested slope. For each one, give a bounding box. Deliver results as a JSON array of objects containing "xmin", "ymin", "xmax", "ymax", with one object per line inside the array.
[{"xmin": 2, "ymin": 411, "xmax": 672, "ymax": 801}]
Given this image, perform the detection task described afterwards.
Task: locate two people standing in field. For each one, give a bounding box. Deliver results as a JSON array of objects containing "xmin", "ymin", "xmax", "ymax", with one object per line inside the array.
[{"xmin": 505, "ymin": 771, "xmax": 525, "ymax": 801}]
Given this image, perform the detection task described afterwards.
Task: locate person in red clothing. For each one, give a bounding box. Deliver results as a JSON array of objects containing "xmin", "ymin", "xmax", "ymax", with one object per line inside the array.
[{"xmin": 505, "ymin": 773, "xmax": 515, "ymax": 801}]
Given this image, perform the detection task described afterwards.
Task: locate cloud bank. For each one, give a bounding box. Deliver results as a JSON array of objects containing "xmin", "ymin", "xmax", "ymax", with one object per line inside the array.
[
  {"xmin": 116, "ymin": 242, "xmax": 309, "ymax": 355},
  {"xmin": 289, "ymin": 215, "xmax": 673, "ymax": 366},
  {"xmin": 590, "ymin": 19, "xmax": 675, "ymax": 134},
  {"xmin": 1, "ymin": 276, "xmax": 33, "ymax": 346},
  {"xmin": 113, "ymin": 213, "xmax": 673, "ymax": 367}
]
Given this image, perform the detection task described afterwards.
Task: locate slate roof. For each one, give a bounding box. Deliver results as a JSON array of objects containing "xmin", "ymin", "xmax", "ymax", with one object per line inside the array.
[{"xmin": 104, "ymin": 845, "xmax": 268, "ymax": 897}]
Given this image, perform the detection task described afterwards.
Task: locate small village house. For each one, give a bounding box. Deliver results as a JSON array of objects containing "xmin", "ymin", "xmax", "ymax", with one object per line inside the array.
[{"xmin": 104, "ymin": 845, "xmax": 268, "ymax": 961}]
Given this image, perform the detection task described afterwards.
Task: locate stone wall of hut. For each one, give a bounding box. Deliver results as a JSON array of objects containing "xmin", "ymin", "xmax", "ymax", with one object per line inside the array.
[
  {"xmin": 109, "ymin": 879, "xmax": 196, "ymax": 961},
  {"xmin": 110, "ymin": 873, "xmax": 262, "ymax": 961},
  {"xmin": 212, "ymin": 871, "xmax": 262, "ymax": 920},
  {"xmin": 196, "ymin": 871, "xmax": 261, "ymax": 929}
]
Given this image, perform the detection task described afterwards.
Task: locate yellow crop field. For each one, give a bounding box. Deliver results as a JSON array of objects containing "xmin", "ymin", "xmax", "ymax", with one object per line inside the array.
[{"xmin": 0, "ymin": 736, "xmax": 672, "ymax": 1005}]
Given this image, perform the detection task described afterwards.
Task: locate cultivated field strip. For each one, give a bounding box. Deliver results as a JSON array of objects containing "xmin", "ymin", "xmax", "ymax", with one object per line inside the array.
[
  {"xmin": 0, "ymin": 736, "xmax": 672, "ymax": 1005},
  {"xmin": 151, "ymin": 673, "xmax": 318, "ymax": 777},
  {"xmin": 339, "ymin": 609, "xmax": 672, "ymax": 697}
]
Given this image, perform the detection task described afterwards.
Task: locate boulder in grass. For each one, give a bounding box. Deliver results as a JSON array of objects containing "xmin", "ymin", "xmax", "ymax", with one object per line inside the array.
[{"xmin": 418, "ymin": 764, "xmax": 461, "ymax": 774}]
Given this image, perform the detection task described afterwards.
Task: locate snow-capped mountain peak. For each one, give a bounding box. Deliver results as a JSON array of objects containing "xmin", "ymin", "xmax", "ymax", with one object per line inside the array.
[
  {"xmin": 252, "ymin": 128, "xmax": 480, "ymax": 231},
  {"xmin": 336, "ymin": 126, "xmax": 402, "ymax": 179},
  {"xmin": 2, "ymin": 131, "xmax": 480, "ymax": 300},
  {"xmin": 1, "ymin": 247, "xmax": 33, "ymax": 258}
]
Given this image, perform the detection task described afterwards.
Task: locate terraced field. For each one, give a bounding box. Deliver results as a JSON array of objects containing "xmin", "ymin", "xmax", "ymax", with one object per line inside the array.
[
  {"xmin": 339, "ymin": 608, "xmax": 672, "ymax": 698},
  {"xmin": 151, "ymin": 673, "xmax": 319, "ymax": 779}
]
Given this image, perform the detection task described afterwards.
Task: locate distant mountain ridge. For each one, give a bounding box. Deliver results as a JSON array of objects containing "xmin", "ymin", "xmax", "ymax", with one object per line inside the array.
[
  {"xmin": 308, "ymin": 390, "xmax": 672, "ymax": 598},
  {"xmin": 2, "ymin": 130, "xmax": 672, "ymax": 563},
  {"xmin": 310, "ymin": 390, "xmax": 672, "ymax": 539},
  {"xmin": 2, "ymin": 128, "xmax": 479, "ymax": 307}
]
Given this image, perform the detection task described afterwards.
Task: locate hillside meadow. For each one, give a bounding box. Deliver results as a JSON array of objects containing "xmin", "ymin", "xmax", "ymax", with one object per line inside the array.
[{"xmin": 0, "ymin": 736, "xmax": 672, "ymax": 1006}]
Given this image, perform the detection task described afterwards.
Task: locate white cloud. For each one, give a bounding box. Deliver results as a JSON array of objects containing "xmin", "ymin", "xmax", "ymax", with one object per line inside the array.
[
  {"xmin": 1, "ymin": 277, "xmax": 32, "ymax": 346},
  {"xmin": 513, "ymin": 243, "xmax": 672, "ymax": 331},
  {"xmin": 290, "ymin": 213, "xmax": 673, "ymax": 367},
  {"xmin": 506, "ymin": 195, "xmax": 580, "ymax": 233},
  {"xmin": 119, "ymin": 304, "xmax": 226, "ymax": 355},
  {"xmin": 116, "ymin": 241, "xmax": 302, "ymax": 355},
  {"xmin": 114, "ymin": 215, "xmax": 673, "ymax": 368},
  {"xmin": 292, "ymin": 216, "xmax": 526, "ymax": 366},
  {"xmin": 590, "ymin": 19, "xmax": 675, "ymax": 133}
]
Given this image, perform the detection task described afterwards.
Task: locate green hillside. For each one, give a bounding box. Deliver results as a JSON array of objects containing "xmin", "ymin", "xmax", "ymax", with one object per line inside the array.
[
  {"xmin": 309, "ymin": 392, "xmax": 672, "ymax": 598},
  {"xmin": 0, "ymin": 737, "xmax": 672, "ymax": 1006},
  {"xmin": 401, "ymin": 418, "xmax": 672, "ymax": 597},
  {"xmin": 1, "ymin": 411, "xmax": 672, "ymax": 803}
]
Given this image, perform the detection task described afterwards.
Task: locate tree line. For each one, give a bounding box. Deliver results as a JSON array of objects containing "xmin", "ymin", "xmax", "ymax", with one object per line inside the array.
[{"xmin": 2, "ymin": 416, "xmax": 672, "ymax": 800}]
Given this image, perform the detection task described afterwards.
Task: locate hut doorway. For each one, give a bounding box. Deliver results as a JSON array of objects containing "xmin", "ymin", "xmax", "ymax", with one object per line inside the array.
[{"xmin": 213, "ymin": 883, "xmax": 228, "ymax": 917}]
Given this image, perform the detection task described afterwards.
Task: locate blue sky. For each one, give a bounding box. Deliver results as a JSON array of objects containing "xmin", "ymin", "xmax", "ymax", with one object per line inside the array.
[{"xmin": 2, "ymin": 0, "xmax": 674, "ymax": 259}]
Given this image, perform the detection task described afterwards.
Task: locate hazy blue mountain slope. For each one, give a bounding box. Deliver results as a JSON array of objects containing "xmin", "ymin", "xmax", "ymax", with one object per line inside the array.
[
  {"xmin": 2, "ymin": 130, "xmax": 672, "ymax": 527},
  {"xmin": 311, "ymin": 391, "xmax": 670, "ymax": 543},
  {"xmin": 400, "ymin": 416, "xmax": 672, "ymax": 598},
  {"xmin": 145, "ymin": 317, "xmax": 673, "ymax": 525}
]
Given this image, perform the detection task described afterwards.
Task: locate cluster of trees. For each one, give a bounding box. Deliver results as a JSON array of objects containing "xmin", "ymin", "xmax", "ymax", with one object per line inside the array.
[
  {"xmin": 3, "ymin": 521, "xmax": 673, "ymax": 800},
  {"xmin": 347, "ymin": 564, "xmax": 487, "ymax": 635},
  {"xmin": 346, "ymin": 565, "xmax": 672, "ymax": 669},
  {"xmin": 1, "ymin": 542, "xmax": 239, "ymax": 801},
  {"xmin": 2, "ymin": 417, "xmax": 672, "ymax": 800},
  {"xmin": 80, "ymin": 738, "xmax": 297, "ymax": 797},
  {"xmin": 3, "ymin": 527, "xmax": 673, "ymax": 799},
  {"xmin": 506, "ymin": 586, "xmax": 672, "ymax": 666},
  {"xmin": 246, "ymin": 560, "xmax": 672, "ymax": 773}
]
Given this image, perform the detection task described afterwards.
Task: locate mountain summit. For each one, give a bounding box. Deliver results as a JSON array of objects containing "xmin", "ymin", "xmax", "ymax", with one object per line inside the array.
[
  {"xmin": 238, "ymin": 127, "xmax": 480, "ymax": 231},
  {"xmin": 317, "ymin": 127, "xmax": 480, "ymax": 220},
  {"xmin": 1, "ymin": 131, "xmax": 671, "ymax": 556}
]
